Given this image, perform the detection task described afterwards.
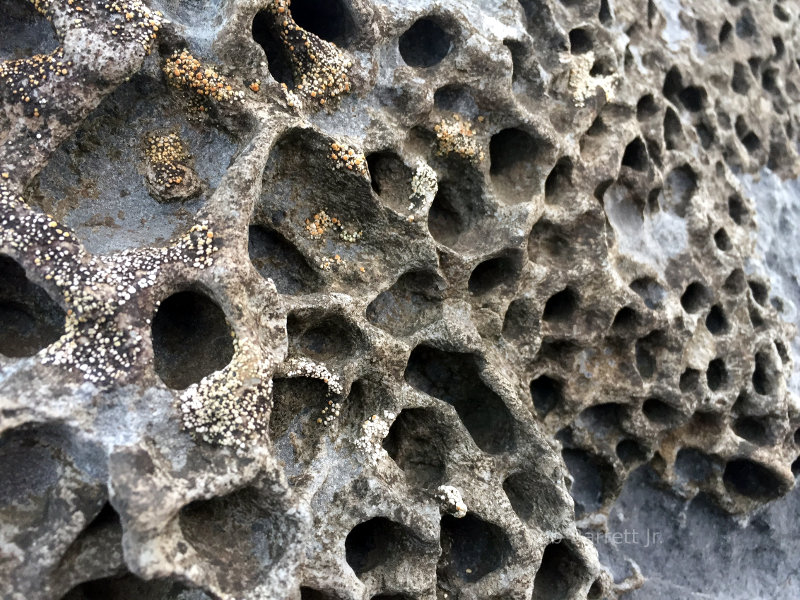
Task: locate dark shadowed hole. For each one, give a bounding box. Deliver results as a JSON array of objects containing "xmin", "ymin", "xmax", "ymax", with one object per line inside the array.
[
  {"xmin": 680, "ymin": 281, "xmax": 711, "ymax": 313},
  {"xmin": 636, "ymin": 94, "xmax": 659, "ymax": 120},
  {"xmin": 60, "ymin": 573, "xmax": 209, "ymax": 600},
  {"xmin": 366, "ymin": 270, "xmax": 445, "ymax": 336},
  {"xmin": 434, "ymin": 84, "xmax": 479, "ymax": 115},
  {"xmin": 635, "ymin": 339, "xmax": 656, "ymax": 379},
  {"xmin": 405, "ymin": 345, "xmax": 516, "ymax": 453},
  {"xmin": 346, "ymin": 518, "xmax": 417, "ymax": 577},
  {"xmin": 269, "ymin": 376, "xmax": 329, "ymax": 439},
  {"xmin": 617, "ymin": 439, "xmax": 648, "ymax": 465},
  {"xmin": 611, "ymin": 306, "xmax": 638, "ymax": 333},
  {"xmin": 723, "ymin": 459, "xmax": 786, "ymax": 500},
  {"xmin": 438, "ymin": 513, "xmax": 511, "ymax": 584},
  {"xmin": 774, "ymin": 4, "xmax": 790, "ymax": 22},
  {"xmin": 532, "ymin": 541, "xmax": 587, "ymax": 600},
  {"xmin": 719, "ymin": 20, "xmax": 733, "ymax": 44},
  {"xmin": 728, "ymin": 194, "xmax": 747, "ymax": 225},
  {"xmin": 502, "ymin": 297, "xmax": 537, "ymax": 341},
  {"xmin": 724, "ymin": 269, "xmax": 747, "ymax": 294},
  {"xmin": 530, "ymin": 375, "xmax": 563, "ymax": 417},
  {"xmin": 714, "ymin": 228, "xmax": 732, "ymax": 251},
  {"xmin": 599, "ymin": 0, "xmax": 612, "ymax": 23},
  {"xmin": 696, "ymin": 121, "xmax": 714, "ymax": 149},
  {"xmin": 748, "ymin": 280, "xmax": 768, "ymax": 306},
  {"xmin": 679, "ymin": 368, "xmax": 700, "ymax": 393},
  {"xmin": 528, "ymin": 219, "xmax": 571, "ymax": 265},
  {"xmin": 706, "ymin": 358, "xmax": 728, "ymax": 391},
  {"xmin": 792, "ymin": 458, "xmax": 800, "ymax": 478},
  {"xmin": 663, "ymin": 107, "xmax": 683, "ymax": 150},
  {"xmin": 705, "ymin": 304, "xmax": 729, "ymax": 335},
  {"xmin": 249, "ymin": 225, "xmax": 321, "ymax": 295},
  {"xmin": 382, "ymin": 408, "xmax": 447, "ymax": 488},
  {"xmin": 426, "ymin": 179, "xmax": 483, "ymax": 248},
  {"xmin": 733, "ymin": 416, "xmax": 771, "ymax": 445},
  {"xmin": 753, "ymin": 351, "xmax": 777, "ymax": 395},
  {"xmin": 152, "ymin": 290, "xmax": 234, "ymax": 390},
  {"xmin": 675, "ymin": 448, "xmax": 715, "ymax": 484},
  {"xmin": 621, "ymin": 137, "xmax": 648, "ymax": 171},
  {"xmin": 663, "ymin": 65, "xmax": 683, "ymax": 100},
  {"xmin": 503, "ymin": 469, "xmax": 567, "ymax": 529},
  {"xmin": 642, "ymin": 397, "xmax": 681, "ymax": 426},
  {"xmin": 732, "ymin": 62, "xmax": 750, "ymax": 95},
  {"xmin": 399, "ymin": 17, "xmax": 452, "ymax": 67},
  {"xmin": 0, "ymin": 255, "xmax": 65, "ymax": 357},
  {"xmin": 544, "ymin": 157, "xmax": 573, "ymax": 203},
  {"xmin": 662, "ymin": 164, "xmax": 697, "ymax": 217},
  {"xmin": 468, "ymin": 254, "xmax": 520, "ymax": 295},
  {"xmin": 300, "ymin": 588, "xmax": 338, "ymax": 600},
  {"xmin": 366, "ymin": 151, "xmax": 412, "ymax": 211},
  {"xmin": 290, "ymin": 0, "xmax": 353, "ymax": 45},
  {"xmin": 678, "ymin": 85, "xmax": 705, "ymax": 112},
  {"xmin": 589, "ymin": 579, "xmax": 604, "ymax": 599},
  {"xmin": 569, "ymin": 28, "xmax": 592, "ymax": 53},
  {"xmin": 252, "ymin": 10, "xmax": 293, "ymax": 85},
  {"xmin": 735, "ymin": 8, "xmax": 757, "ymax": 38},
  {"xmin": 490, "ymin": 127, "xmax": 547, "ymax": 203},
  {"xmin": 562, "ymin": 448, "xmax": 609, "ymax": 516},
  {"xmin": 577, "ymin": 403, "xmax": 622, "ymax": 437},
  {"xmin": 542, "ymin": 288, "xmax": 578, "ymax": 323},
  {"xmin": 287, "ymin": 311, "xmax": 356, "ymax": 360},
  {"xmin": 630, "ymin": 277, "xmax": 666, "ymax": 309}
]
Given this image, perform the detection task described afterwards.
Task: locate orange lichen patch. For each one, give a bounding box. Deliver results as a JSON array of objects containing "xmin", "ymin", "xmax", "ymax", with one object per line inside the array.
[
  {"xmin": 329, "ymin": 142, "xmax": 368, "ymax": 176},
  {"xmin": 264, "ymin": 0, "xmax": 352, "ymax": 106},
  {"xmin": 163, "ymin": 50, "xmax": 244, "ymax": 104},
  {"xmin": 304, "ymin": 210, "xmax": 362, "ymax": 243},
  {"xmin": 434, "ymin": 114, "xmax": 486, "ymax": 163}
]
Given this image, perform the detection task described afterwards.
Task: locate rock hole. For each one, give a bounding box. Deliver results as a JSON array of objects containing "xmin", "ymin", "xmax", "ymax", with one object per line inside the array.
[
  {"xmin": 598, "ymin": 0, "xmax": 612, "ymax": 23},
  {"xmin": 705, "ymin": 304, "xmax": 729, "ymax": 335},
  {"xmin": 662, "ymin": 163, "xmax": 697, "ymax": 217},
  {"xmin": 675, "ymin": 448, "xmax": 715, "ymax": 484},
  {"xmin": 562, "ymin": 448, "xmax": 610, "ymax": 516},
  {"xmin": 569, "ymin": 28, "xmax": 592, "ymax": 53},
  {"xmin": 528, "ymin": 219, "xmax": 571, "ymax": 266},
  {"xmin": 724, "ymin": 269, "xmax": 747, "ymax": 294},
  {"xmin": 635, "ymin": 339, "xmax": 656, "ymax": 379},
  {"xmin": 621, "ymin": 137, "xmax": 648, "ymax": 171},
  {"xmin": 300, "ymin": 588, "xmax": 338, "ymax": 600},
  {"xmin": 735, "ymin": 8, "xmax": 757, "ymax": 38},
  {"xmin": 490, "ymin": 127, "xmax": 549, "ymax": 204},
  {"xmin": 616, "ymin": 439, "xmax": 648, "ymax": 465},
  {"xmin": 679, "ymin": 368, "xmax": 700, "ymax": 392},
  {"xmin": 366, "ymin": 151, "xmax": 413, "ymax": 212},
  {"xmin": 61, "ymin": 573, "xmax": 210, "ymax": 600},
  {"xmin": 662, "ymin": 66, "xmax": 684, "ymax": 100},
  {"xmin": 399, "ymin": 17, "xmax": 452, "ymax": 68},
  {"xmin": 366, "ymin": 270, "xmax": 445, "ymax": 336},
  {"xmin": 405, "ymin": 345, "xmax": 516, "ymax": 453},
  {"xmin": 544, "ymin": 157, "xmax": 573, "ymax": 203},
  {"xmin": 642, "ymin": 397, "xmax": 681, "ymax": 426},
  {"xmin": 468, "ymin": 253, "xmax": 521, "ymax": 295},
  {"xmin": 577, "ymin": 403, "xmax": 623, "ymax": 436},
  {"xmin": 530, "ymin": 375, "xmax": 563, "ymax": 417},
  {"xmin": 151, "ymin": 290, "xmax": 234, "ymax": 390},
  {"xmin": 696, "ymin": 121, "xmax": 714, "ymax": 149},
  {"xmin": 636, "ymin": 94, "xmax": 659, "ymax": 120},
  {"xmin": 382, "ymin": 408, "xmax": 447, "ymax": 488},
  {"xmin": 289, "ymin": 0, "xmax": 353, "ymax": 45},
  {"xmin": 269, "ymin": 376, "xmax": 329, "ymax": 440},
  {"xmin": 252, "ymin": 10, "xmax": 293, "ymax": 85},
  {"xmin": 180, "ymin": 487, "xmax": 290, "ymax": 588},
  {"xmin": 434, "ymin": 84, "xmax": 479, "ymax": 115},
  {"xmin": 630, "ymin": 276, "xmax": 666, "ymax": 309},
  {"xmin": 502, "ymin": 297, "xmax": 537, "ymax": 341},
  {"xmin": 287, "ymin": 310, "xmax": 357, "ymax": 361},
  {"xmin": 249, "ymin": 225, "xmax": 321, "ymax": 295},
  {"xmin": 532, "ymin": 540, "xmax": 587, "ymax": 600},
  {"xmin": 663, "ymin": 107, "xmax": 683, "ymax": 150},
  {"xmin": 427, "ymin": 179, "xmax": 484, "ymax": 249},
  {"xmin": 775, "ymin": 340, "xmax": 789, "ymax": 364},
  {"xmin": 589, "ymin": 57, "xmax": 614, "ymax": 76},
  {"xmin": 680, "ymin": 281, "xmax": 711, "ymax": 313},
  {"xmin": 0, "ymin": 255, "xmax": 65, "ymax": 357},
  {"xmin": 774, "ymin": 4, "xmax": 790, "ymax": 22},
  {"xmin": 748, "ymin": 280, "xmax": 768, "ymax": 306},
  {"xmin": 345, "ymin": 517, "xmax": 419, "ymax": 577},
  {"xmin": 735, "ymin": 117, "xmax": 761, "ymax": 154},
  {"xmin": 611, "ymin": 306, "xmax": 639, "ymax": 333},
  {"xmin": 752, "ymin": 350, "xmax": 778, "ymax": 395},
  {"xmin": 714, "ymin": 227, "xmax": 732, "ymax": 251},
  {"xmin": 723, "ymin": 459, "xmax": 786, "ymax": 500},
  {"xmin": 706, "ymin": 358, "xmax": 728, "ymax": 391},
  {"xmin": 732, "ymin": 62, "xmax": 750, "ymax": 95},
  {"xmin": 503, "ymin": 469, "xmax": 567, "ymax": 528},
  {"xmin": 678, "ymin": 85, "xmax": 705, "ymax": 112},
  {"xmin": 542, "ymin": 288, "xmax": 578, "ymax": 323},
  {"xmin": 733, "ymin": 416, "xmax": 771, "ymax": 445},
  {"xmin": 719, "ymin": 20, "xmax": 733, "ymax": 44},
  {"xmin": 438, "ymin": 513, "xmax": 511, "ymax": 584}
]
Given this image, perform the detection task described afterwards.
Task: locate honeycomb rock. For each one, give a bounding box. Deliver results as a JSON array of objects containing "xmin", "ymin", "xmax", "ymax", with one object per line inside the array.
[{"xmin": 1, "ymin": 0, "xmax": 799, "ymax": 598}]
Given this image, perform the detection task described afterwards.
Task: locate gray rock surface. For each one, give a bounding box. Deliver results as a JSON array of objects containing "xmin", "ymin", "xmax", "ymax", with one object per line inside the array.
[{"xmin": 1, "ymin": 0, "xmax": 799, "ymax": 598}]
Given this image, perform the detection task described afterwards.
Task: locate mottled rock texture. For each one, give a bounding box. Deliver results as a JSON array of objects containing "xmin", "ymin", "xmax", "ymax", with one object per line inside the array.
[{"xmin": 1, "ymin": 0, "xmax": 799, "ymax": 598}]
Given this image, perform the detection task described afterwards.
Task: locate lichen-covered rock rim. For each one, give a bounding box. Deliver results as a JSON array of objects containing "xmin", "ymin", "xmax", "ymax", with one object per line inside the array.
[{"xmin": 1, "ymin": 0, "xmax": 799, "ymax": 598}]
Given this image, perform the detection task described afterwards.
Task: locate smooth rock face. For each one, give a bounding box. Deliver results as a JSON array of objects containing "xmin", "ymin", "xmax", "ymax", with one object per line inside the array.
[{"xmin": 0, "ymin": 0, "xmax": 799, "ymax": 598}]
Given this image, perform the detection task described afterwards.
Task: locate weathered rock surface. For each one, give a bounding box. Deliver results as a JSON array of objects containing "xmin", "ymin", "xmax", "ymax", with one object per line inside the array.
[{"xmin": 1, "ymin": 0, "xmax": 799, "ymax": 598}]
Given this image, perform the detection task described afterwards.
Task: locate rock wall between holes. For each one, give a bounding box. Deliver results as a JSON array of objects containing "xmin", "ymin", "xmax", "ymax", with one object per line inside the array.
[{"xmin": 1, "ymin": 0, "xmax": 800, "ymax": 598}]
